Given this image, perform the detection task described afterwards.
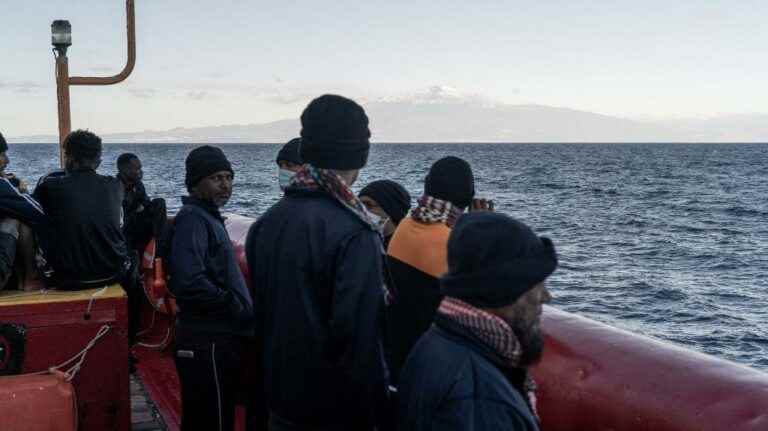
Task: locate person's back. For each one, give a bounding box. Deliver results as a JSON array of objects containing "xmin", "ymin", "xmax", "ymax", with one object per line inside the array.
[
  {"xmin": 250, "ymin": 188, "xmax": 386, "ymax": 427},
  {"xmin": 398, "ymin": 325, "xmax": 539, "ymax": 431},
  {"xmin": 386, "ymin": 156, "xmax": 477, "ymax": 382},
  {"xmin": 398, "ymin": 212, "xmax": 557, "ymax": 431},
  {"xmin": 33, "ymin": 130, "xmax": 127, "ymax": 288},
  {"xmin": 247, "ymin": 95, "xmax": 389, "ymax": 430}
]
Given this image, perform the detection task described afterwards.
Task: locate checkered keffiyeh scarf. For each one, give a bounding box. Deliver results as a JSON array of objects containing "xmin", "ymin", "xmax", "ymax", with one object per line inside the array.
[
  {"xmin": 290, "ymin": 165, "xmax": 393, "ymax": 303},
  {"xmin": 410, "ymin": 195, "xmax": 465, "ymax": 228},
  {"xmin": 291, "ymin": 166, "xmax": 379, "ymax": 231},
  {"xmin": 437, "ymin": 296, "xmax": 540, "ymax": 420}
]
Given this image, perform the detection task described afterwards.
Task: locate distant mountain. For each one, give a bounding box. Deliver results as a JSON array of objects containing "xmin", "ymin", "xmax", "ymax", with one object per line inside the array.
[{"xmin": 9, "ymin": 101, "xmax": 768, "ymax": 143}]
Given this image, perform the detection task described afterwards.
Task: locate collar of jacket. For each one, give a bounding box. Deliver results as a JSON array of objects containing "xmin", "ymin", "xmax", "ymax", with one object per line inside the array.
[
  {"xmin": 182, "ymin": 196, "xmax": 224, "ymax": 222},
  {"xmin": 433, "ymin": 318, "xmax": 532, "ymax": 397}
]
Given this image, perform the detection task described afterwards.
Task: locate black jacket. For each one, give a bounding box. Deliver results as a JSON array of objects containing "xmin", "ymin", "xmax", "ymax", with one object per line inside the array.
[
  {"xmin": 33, "ymin": 168, "xmax": 127, "ymax": 287},
  {"xmin": 168, "ymin": 197, "xmax": 254, "ymax": 337},
  {"xmin": 246, "ymin": 188, "xmax": 390, "ymax": 430},
  {"xmin": 398, "ymin": 322, "xmax": 540, "ymax": 431}
]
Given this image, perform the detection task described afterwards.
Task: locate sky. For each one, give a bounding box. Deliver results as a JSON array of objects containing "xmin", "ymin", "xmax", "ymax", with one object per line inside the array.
[{"xmin": 1, "ymin": 0, "xmax": 767, "ymax": 137}]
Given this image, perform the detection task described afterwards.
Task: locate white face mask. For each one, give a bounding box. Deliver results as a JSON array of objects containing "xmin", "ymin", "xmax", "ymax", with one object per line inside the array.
[
  {"xmin": 368, "ymin": 212, "xmax": 390, "ymax": 231},
  {"xmin": 278, "ymin": 168, "xmax": 295, "ymax": 190}
]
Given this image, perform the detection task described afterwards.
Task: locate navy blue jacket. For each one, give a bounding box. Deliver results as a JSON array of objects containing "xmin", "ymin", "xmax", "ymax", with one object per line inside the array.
[
  {"xmin": 169, "ymin": 197, "xmax": 254, "ymax": 337},
  {"xmin": 398, "ymin": 322, "xmax": 540, "ymax": 431},
  {"xmin": 0, "ymin": 177, "xmax": 45, "ymax": 226},
  {"xmin": 246, "ymin": 188, "xmax": 390, "ymax": 430}
]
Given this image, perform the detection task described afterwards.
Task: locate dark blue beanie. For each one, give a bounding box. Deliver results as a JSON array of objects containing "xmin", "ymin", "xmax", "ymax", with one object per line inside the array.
[
  {"xmin": 276, "ymin": 138, "xmax": 303, "ymax": 165},
  {"xmin": 440, "ymin": 212, "xmax": 557, "ymax": 308},
  {"xmin": 300, "ymin": 94, "xmax": 370, "ymax": 170},
  {"xmin": 425, "ymin": 156, "xmax": 475, "ymax": 209},
  {"xmin": 185, "ymin": 145, "xmax": 233, "ymax": 190},
  {"xmin": 359, "ymin": 180, "xmax": 412, "ymax": 225},
  {"xmin": 0, "ymin": 132, "xmax": 7, "ymax": 152}
]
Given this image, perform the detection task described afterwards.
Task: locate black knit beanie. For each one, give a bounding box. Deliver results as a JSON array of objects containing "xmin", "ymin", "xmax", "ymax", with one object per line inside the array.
[
  {"xmin": 300, "ymin": 94, "xmax": 371, "ymax": 170},
  {"xmin": 276, "ymin": 137, "xmax": 303, "ymax": 166},
  {"xmin": 425, "ymin": 156, "xmax": 475, "ymax": 209},
  {"xmin": 440, "ymin": 212, "xmax": 558, "ymax": 309},
  {"xmin": 185, "ymin": 145, "xmax": 233, "ymax": 190},
  {"xmin": 0, "ymin": 132, "xmax": 7, "ymax": 152},
  {"xmin": 359, "ymin": 180, "xmax": 412, "ymax": 225}
]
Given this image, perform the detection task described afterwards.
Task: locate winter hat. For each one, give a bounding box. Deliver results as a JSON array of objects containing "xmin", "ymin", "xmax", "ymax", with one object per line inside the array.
[
  {"xmin": 0, "ymin": 132, "xmax": 7, "ymax": 152},
  {"xmin": 276, "ymin": 137, "xmax": 303, "ymax": 166},
  {"xmin": 300, "ymin": 94, "xmax": 371, "ymax": 170},
  {"xmin": 359, "ymin": 180, "xmax": 412, "ymax": 225},
  {"xmin": 185, "ymin": 145, "xmax": 233, "ymax": 190},
  {"xmin": 440, "ymin": 212, "xmax": 558, "ymax": 308},
  {"xmin": 425, "ymin": 156, "xmax": 475, "ymax": 209}
]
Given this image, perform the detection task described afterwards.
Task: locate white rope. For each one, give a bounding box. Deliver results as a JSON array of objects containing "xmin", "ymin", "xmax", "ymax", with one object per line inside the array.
[
  {"xmin": 84, "ymin": 286, "xmax": 109, "ymax": 318},
  {"xmin": 58, "ymin": 325, "xmax": 112, "ymax": 381}
]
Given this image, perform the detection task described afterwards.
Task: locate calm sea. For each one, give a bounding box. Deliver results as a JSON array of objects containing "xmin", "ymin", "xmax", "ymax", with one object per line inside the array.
[{"xmin": 9, "ymin": 143, "xmax": 768, "ymax": 370}]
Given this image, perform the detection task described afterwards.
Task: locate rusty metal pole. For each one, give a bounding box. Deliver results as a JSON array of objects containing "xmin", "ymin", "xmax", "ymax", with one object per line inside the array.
[
  {"xmin": 55, "ymin": 54, "xmax": 71, "ymax": 167},
  {"xmin": 53, "ymin": 0, "xmax": 136, "ymax": 167}
]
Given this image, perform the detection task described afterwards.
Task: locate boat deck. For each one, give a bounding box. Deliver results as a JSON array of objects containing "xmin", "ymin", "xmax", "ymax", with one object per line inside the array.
[{"xmin": 131, "ymin": 374, "xmax": 167, "ymax": 431}]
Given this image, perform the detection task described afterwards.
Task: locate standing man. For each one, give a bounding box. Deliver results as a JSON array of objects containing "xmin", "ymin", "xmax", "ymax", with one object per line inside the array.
[
  {"xmin": 358, "ymin": 179, "xmax": 411, "ymax": 248},
  {"xmin": 386, "ymin": 156, "xmax": 491, "ymax": 382},
  {"xmin": 397, "ymin": 212, "xmax": 557, "ymax": 431},
  {"xmin": 275, "ymin": 137, "xmax": 303, "ymax": 190},
  {"xmin": 247, "ymin": 95, "xmax": 390, "ymax": 430},
  {"xmin": 169, "ymin": 146, "xmax": 254, "ymax": 431},
  {"xmin": 116, "ymin": 153, "xmax": 167, "ymax": 253}
]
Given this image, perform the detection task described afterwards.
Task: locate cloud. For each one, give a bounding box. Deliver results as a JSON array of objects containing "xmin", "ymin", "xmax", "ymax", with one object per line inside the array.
[
  {"xmin": 128, "ymin": 87, "xmax": 157, "ymax": 99},
  {"xmin": 0, "ymin": 80, "xmax": 44, "ymax": 94},
  {"xmin": 250, "ymin": 87, "xmax": 312, "ymax": 105},
  {"xmin": 381, "ymin": 85, "xmax": 496, "ymax": 106},
  {"xmin": 186, "ymin": 90, "xmax": 215, "ymax": 101}
]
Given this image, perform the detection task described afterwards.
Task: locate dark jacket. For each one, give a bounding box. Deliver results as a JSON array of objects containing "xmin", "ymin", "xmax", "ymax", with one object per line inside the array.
[
  {"xmin": 246, "ymin": 188, "xmax": 389, "ymax": 430},
  {"xmin": 0, "ymin": 177, "xmax": 45, "ymax": 226},
  {"xmin": 33, "ymin": 168, "xmax": 127, "ymax": 287},
  {"xmin": 385, "ymin": 217, "xmax": 449, "ymax": 383},
  {"xmin": 398, "ymin": 322, "xmax": 540, "ymax": 431},
  {"xmin": 168, "ymin": 197, "xmax": 254, "ymax": 337}
]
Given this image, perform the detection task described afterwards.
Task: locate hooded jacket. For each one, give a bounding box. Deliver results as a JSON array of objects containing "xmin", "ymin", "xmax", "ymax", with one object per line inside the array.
[
  {"xmin": 246, "ymin": 187, "xmax": 389, "ymax": 430},
  {"xmin": 397, "ymin": 322, "xmax": 539, "ymax": 431},
  {"xmin": 168, "ymin": 197, "xmax": 254, "ymax": 336}
]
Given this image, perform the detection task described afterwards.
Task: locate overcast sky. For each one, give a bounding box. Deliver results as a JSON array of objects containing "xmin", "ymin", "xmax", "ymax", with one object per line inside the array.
[{"xmin": 1, "ymin": 0, "xmax": 767, "ymax": 136}]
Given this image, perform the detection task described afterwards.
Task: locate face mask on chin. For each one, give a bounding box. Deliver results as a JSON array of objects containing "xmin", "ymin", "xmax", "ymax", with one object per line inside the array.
[
  {"xmin": 368, "ymin": 211, "xmax": 390, "ymax": 231},
  {"xmin": 278, "ymin": 168, "xmax": 295, "ymax": 190}
]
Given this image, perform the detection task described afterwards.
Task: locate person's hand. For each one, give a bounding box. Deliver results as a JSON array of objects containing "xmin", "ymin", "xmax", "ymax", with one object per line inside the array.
[
  {"xmin": 17, "ymin": 179, "xmax": 28, "ymax": 194},
  {"xmin": 470, "ymin": 198, "xmax": 495, "ymax": 212}
]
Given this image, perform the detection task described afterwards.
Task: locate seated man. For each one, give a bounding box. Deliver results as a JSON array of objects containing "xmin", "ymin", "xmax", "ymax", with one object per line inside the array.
[
  {"xmin": 358, "ymin": 179, "xmax": 411, "ymax": 248},
  {"xmin": 397, "ymin": 212, "xmax": 557, "ymax": 430},
  {"xmin": 116, "ymin": 153, "xmax": 167, "ymax": 253},
  {"xmin": 276, "ymin": 137, "xmax": 303, "ymax": 190},
  {"xmin": 0, "ymin": 132, "xmax": 46, "ymax": 291},
  {"xmin": 33, "ymin": 130, "xmax": 129, "ymax": 290}
]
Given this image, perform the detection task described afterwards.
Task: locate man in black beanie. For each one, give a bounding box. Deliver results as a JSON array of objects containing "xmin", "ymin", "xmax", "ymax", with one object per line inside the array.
[
  {"xmin": 169, "ymin": 145, "xmax": 254, "ymax": 431},
  {"xmin": 247, "ymin": 95, "xmax": 390, "ymax": 430},
  {"xmin": 398, "ymin": 212, "xmax": 556, "ymax": 431},
  {"xmin": 359, "ymin": 179, "xmax": 411, "ymax": 247},
  {"xmin": 385, "ymin": 155, "xmax": 493, "ymax": 383},
  {"xmin": 275, "ymin": 137, "xmax": 303, "ymax": 190}
]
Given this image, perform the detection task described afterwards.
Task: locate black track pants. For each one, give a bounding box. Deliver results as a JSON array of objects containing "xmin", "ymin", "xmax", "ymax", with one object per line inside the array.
[{"xmin": 174, "ymin": 331, "xmax": 244, "ymax": 431}]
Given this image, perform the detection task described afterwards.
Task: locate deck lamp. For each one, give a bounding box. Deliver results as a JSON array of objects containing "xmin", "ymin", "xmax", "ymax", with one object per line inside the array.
[{"xmin": 51, "ymin": 20, "xmax": 72, "ymax": 55}]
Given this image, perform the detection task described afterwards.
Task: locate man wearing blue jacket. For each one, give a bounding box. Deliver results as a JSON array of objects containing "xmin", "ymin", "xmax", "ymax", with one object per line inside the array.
[
  {"xmin": 247, "ymin": 95, "xmax": 390, "ymax": 430},
  {"xmin": 169, "ymin": 145, "xmax": 254, "ymax": 431},
  {"xmin": 0, "ymin": 132, "xmax": 45, "ymax": 290},
  {"xmin": 398, "ymin": 212, "xmax": 558, "ymax": 431}
]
